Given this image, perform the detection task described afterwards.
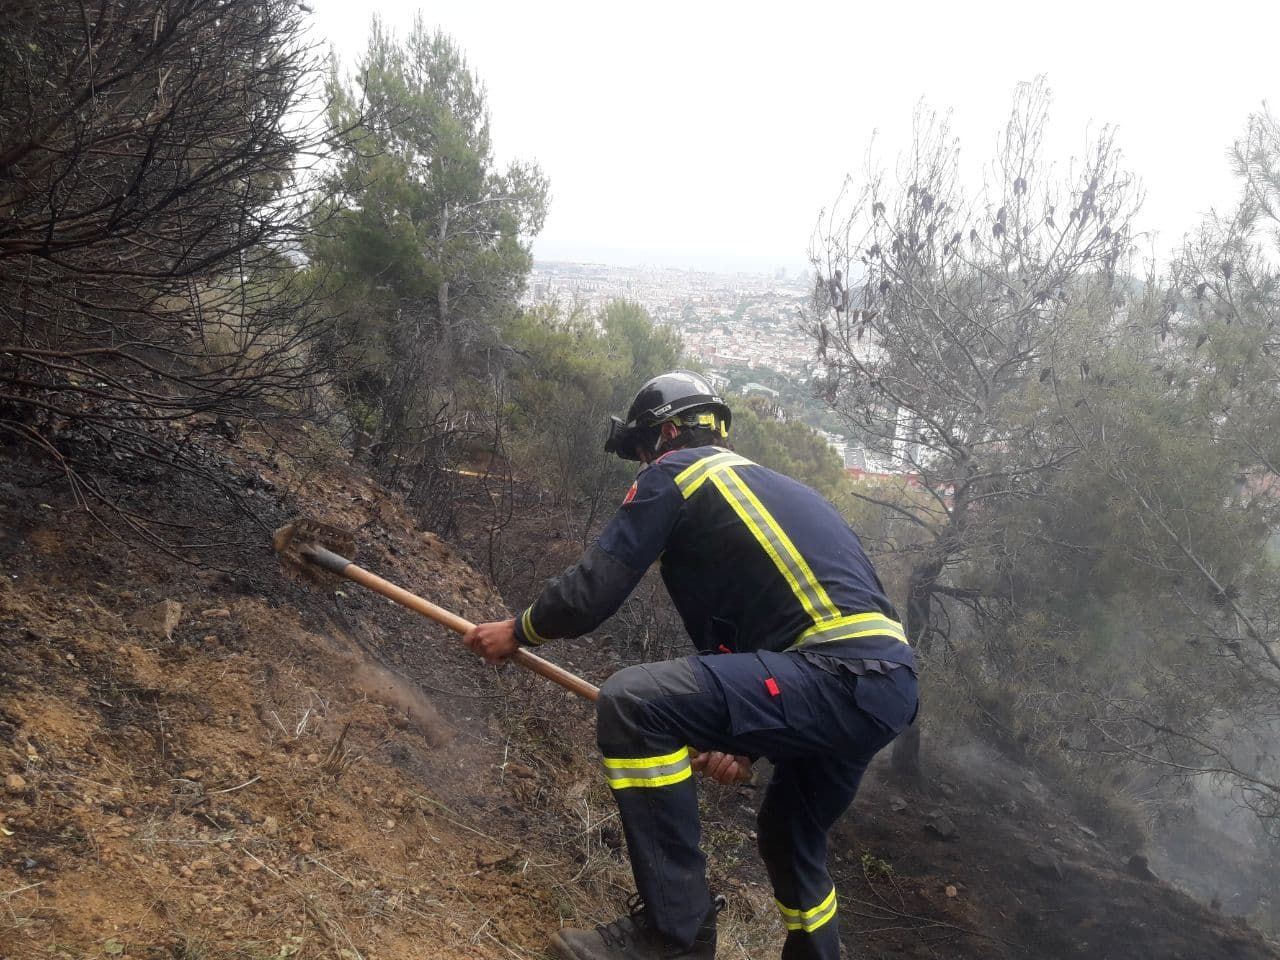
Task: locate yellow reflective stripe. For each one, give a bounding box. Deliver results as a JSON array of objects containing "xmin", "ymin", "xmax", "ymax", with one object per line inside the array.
[
  {"xmin": 607, "ymin": 767, "xmax": 694, "ymax": 790},
  {"xmin": 602, "ymin": 746, "xmax": 689, "ymax": 770},
  {"xmin": 673, "ymin": 447, "xmax": 733, "ymax": 487},
  {"xmin": 674, "ymin": 450, "xmax": 751, "ymax": 498},
  {"xmin": 520, "ymin": 607, "xmax": 548, "ymax": 646},
  {"xmin": 711, "ymin": 469, "xmax": 840, "ymax": 623},
  {"xmin": 776, "ymin": 886, "xmax": 836, "ymax": 919},
  {"xmin": 724, "ymin": 471, "xmax": 840, "ymax": 621},
  {"xmin": 777, "ymin": 887, "xmax": 838, "ymax": 932},
  {"xmin": 792, "ymin": 611, "xmax": 909, "ymax": 648},
  {"xmin": 602, "ymin": 747, "xmax": 692, "ymax": 790}
]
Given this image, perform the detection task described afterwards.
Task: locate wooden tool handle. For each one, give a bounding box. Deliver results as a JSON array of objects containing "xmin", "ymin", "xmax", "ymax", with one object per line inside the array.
[
  {"xmin": 300, "ymin": 544, "xmax": 747, "ymax": 780},
  {"xmin": 324, "ymin": 552, "xmax": 600, "ymax": 702},
  {"xmin": 510, "ymin": 648, "xmax": 600, "ymax": 703}
]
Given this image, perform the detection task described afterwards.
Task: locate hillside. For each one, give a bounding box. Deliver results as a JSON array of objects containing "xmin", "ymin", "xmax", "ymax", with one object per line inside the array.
[{"xmin": 1, "ymin": 419, "xmax": 1277, "ymax": 960}]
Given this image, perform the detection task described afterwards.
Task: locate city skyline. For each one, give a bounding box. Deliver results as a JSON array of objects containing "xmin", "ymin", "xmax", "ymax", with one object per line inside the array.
[{"xmin": 523, "ymin": 259, "xmax": 901, "ymax": 468}]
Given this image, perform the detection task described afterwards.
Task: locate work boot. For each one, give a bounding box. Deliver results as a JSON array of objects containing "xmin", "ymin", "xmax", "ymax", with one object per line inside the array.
[{"xmin": 550, "ymin": 894, "xmax": 721, "ymax": 960}]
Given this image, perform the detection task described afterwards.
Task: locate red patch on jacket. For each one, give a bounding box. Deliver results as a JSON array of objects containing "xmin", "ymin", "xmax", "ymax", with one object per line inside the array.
[
  {"xmin": 622, "ymin": 482, "xmax": 638, "ymax": 505},
  {"xmin": 765, "ymin": 677, "xmax": 780, "ymax": 697}
]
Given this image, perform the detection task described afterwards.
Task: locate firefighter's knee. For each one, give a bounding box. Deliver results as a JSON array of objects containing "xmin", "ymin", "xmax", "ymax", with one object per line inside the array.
[
  {"xmin": 596, "ymin": 659, "xmax": 701, "ymax": 748},
  {"xmin": 597, "ymin": 664, "xmax": 650, "ymax": 746}
]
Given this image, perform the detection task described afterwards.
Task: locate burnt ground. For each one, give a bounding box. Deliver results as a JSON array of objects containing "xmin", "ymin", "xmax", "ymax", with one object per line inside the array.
[{"xmin": 0, "ymin": 416, "xmax": 1276, "ymax": 960}]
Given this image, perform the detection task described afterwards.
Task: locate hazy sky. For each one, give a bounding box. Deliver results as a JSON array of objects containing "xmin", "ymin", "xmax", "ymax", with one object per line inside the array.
[{"xmin": 308, "ymin": 0, "xmax": 1280, "ymax": 273}]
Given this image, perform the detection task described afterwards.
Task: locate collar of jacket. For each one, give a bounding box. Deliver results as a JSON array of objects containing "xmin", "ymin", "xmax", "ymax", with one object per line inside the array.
[{"xmin": 643, "ymin": 444, "xmax": 726, "ymax": 471}]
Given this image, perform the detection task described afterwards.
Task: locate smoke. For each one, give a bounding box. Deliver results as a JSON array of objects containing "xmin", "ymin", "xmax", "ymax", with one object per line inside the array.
[
  {"xmin": 309, "ymin": 618, "xmax": 452, "ymax": 747},
  {"xmin": 348, "ymin": 657, "xmax": 450, "ymax": 747}
]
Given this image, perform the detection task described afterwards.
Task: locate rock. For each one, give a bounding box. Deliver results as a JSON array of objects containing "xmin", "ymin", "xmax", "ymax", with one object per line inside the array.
[
  {"xmin": 129, "ymin": 600, "xmax": 183, "ymax": 639},
  {"xmin": 925, "ymin": 816, "xmax": 959, "ymax": 841},
  {"xmin": 889, "ymin": 796, "xmax": 908, "ymax": 813},
  {"xmin": 945, "ymin": 885, "xmax": 958, "ymax": 898},
  {"xmin": 1027, "ymin": 850, "xmax": 1064, "ymax": 880},
  {"xmin": 1126, "ymin": 854, "xmax": 1157, "ymax": 881},
  {"xmin": 201, "ymin": 608, "xmax": 232, "ymax": 619},
  {"xmin": 5, "ymin": 773, "xmax": 28, "ymax": 794}
]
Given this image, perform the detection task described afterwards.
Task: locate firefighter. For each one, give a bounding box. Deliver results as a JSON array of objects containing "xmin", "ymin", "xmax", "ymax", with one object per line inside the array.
[{"xmin": 464, "ymin": 371, "xmax": 918, "ymax": 960}]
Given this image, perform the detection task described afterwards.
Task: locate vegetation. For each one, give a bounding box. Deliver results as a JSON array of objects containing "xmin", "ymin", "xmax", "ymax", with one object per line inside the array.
[
  {"xmin": 809, "ymin": 80, "xmax": 1280, "ymax": 836},
  {"xmin": 306, "ymin": 15, "xmax": 549, "ymax": 530},
  {"xmin": 0, "ymin": 0, "xmax": 337, "ymax": 544}
]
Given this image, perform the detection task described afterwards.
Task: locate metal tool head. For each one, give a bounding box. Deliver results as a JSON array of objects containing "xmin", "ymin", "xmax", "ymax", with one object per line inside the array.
[{"xmin": 272, "ymin": 518, "xmax": 357, "ymax": 585}]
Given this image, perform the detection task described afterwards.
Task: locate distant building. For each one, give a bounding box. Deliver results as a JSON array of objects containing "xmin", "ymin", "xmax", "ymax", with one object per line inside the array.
[
  {"xmin": 843, "ymin": 446, "xmax": 896, "ymax": 475},
  {"xmin": 741, "ymin": 382, "xmax": 779, "ymax": 398}
]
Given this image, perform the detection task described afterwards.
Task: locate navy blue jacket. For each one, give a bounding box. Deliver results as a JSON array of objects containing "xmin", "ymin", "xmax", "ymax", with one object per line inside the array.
[{"xmin": 514, "ymin": 445, "xmax": 914, "ymax": 668}]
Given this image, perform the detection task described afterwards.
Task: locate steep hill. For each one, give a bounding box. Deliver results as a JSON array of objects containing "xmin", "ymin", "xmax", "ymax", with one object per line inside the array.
[{"xmin": 1, "ymin": 419, "xmax": 1276, "ymax": 960}]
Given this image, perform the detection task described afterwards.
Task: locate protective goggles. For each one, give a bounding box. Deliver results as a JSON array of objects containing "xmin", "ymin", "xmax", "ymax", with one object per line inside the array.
[{"xmin": 604, "ymin": 416, "xmax": 642, "ymax": 461}]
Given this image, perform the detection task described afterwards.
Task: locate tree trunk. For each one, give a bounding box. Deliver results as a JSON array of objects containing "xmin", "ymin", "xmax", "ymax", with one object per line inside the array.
[
  {"xmin": 437, "ymin": 202, "xmax": 450, "ymax": 338},
  {"xmin": 889, "ymin": 558, "xmax": 942, "ymax": 779}
]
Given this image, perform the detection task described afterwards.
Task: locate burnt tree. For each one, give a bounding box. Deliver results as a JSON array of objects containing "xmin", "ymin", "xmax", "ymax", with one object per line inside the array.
[{"xmin": 0, "ymin": 0, "xmax": 342, "ymax": 544}]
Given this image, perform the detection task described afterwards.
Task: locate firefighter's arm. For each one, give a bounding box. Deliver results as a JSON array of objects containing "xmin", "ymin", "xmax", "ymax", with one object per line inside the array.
[
  {"xmin": 513, "ymin": 468, "xmax": 681, "ymax": 647},
  {"xmin": 512, "ymin": 542, "xmax": 645, "ymax": 645}
]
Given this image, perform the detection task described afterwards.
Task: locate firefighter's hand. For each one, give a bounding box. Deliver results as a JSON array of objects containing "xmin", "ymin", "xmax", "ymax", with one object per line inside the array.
[
  {"xmin": 463, "ymin": 619, "xmax": 518, "ymax": 664},
  {"xmin": 692, "ymin": 750, "xmax": 753, "ymax": 785}
]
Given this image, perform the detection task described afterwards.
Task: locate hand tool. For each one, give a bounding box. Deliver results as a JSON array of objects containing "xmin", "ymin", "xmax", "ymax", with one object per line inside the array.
[
  {"xmin": 272, "ymin": 518, "xmax": 599, "ymax": 701},
  {"xmin": 272, "ymin": 518, "xmax": 750, "ymax": 783}
]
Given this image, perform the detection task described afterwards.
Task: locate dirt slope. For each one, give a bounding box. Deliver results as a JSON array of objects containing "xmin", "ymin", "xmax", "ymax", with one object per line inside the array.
[{"xmin": 1, "ymin": 419, "xmax": 1276, "ymax": 960}]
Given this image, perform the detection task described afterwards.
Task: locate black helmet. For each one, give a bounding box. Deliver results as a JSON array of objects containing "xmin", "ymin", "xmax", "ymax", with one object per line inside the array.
[{"xmin": 605, "ymin": 370, "xmax": 732, "ymax": 461}]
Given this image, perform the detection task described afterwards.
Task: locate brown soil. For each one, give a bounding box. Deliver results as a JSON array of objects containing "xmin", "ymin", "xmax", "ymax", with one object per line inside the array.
[{"xmin": 0, "ymin": 419, "xmax": 1276, "ymax": 960}]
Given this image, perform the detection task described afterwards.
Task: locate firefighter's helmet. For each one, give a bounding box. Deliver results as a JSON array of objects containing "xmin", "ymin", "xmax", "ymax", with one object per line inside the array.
[{"xmin": 604, "ymin": 370, "xmax": 732, "ymax": 461}]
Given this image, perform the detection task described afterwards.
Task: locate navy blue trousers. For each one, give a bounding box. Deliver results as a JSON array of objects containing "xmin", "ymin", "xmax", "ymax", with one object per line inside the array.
[{"xmin": 596, "ymin": 650, "xmax": 917, "ymax": 960}]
